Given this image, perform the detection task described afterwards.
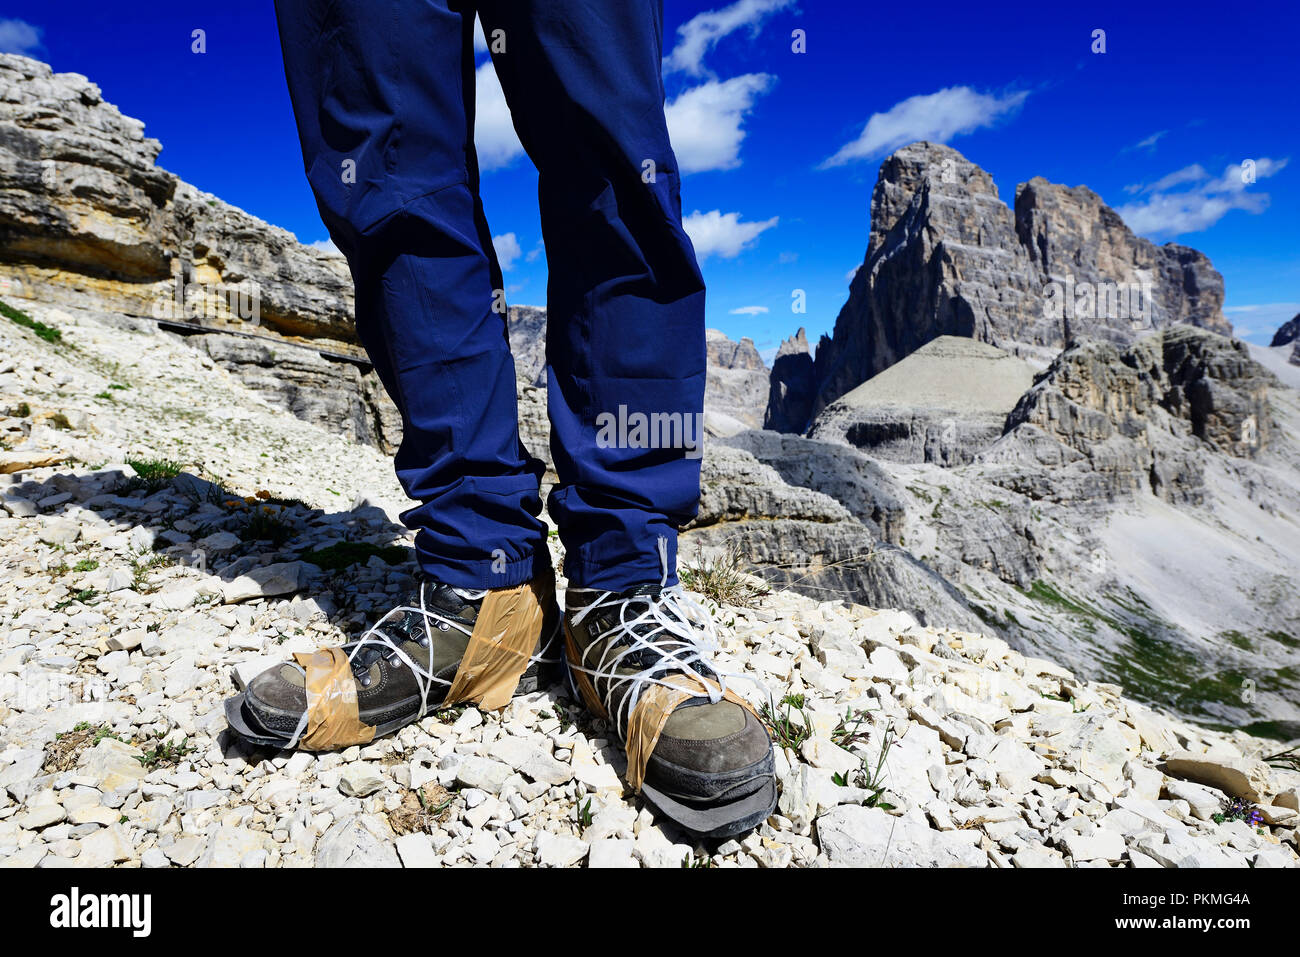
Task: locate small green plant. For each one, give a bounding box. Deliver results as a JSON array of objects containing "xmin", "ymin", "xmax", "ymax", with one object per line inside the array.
[
  {"xmin": 53, "ymin": 588, "xmax": 97, "ymax": 610},
  {"xmin": 122, "ymin": 457, "xmax": 186, "ymax": 494},
  {"xmin": 833, "ymin": 723, "xmax": 896, "ymax": 810},
  {"xmin": 760, "ymin": 692, "xmax": 812, "ymax": 751},
  {"xmin": 681, "ymin": 853, "xmax": 715, "ymax": 868},
  {"xmin": 576, "ymin": 797, "xmax": 594, "ymax": 828},
  {"xmin": 56, "ymin": 722, "xmax": 120, "ymax": 746},
  {"xmin": 72, "ymin": 558, "xmax": 99, "ymax": 573},
  {"xmin": 4, "ymin": 401, "xmax": 32, "ymax": 418},
  {"xmin": 1, "ymin": 299, "xmax": 63, "ymax": 343},
  {"xmin": 1212, "ymin": 797, "xmax": 1263, "ymax": 828},
  {"xmin": 136, "ymin": 737, "xmax": 197, "ymax": 769},
  {"xmin": 831, "ymin": 707, "xmax": 873, "ymax": 750},
  {"xmin": 48, "ymin": 412, "xmax": 72, "ymax": 430}
]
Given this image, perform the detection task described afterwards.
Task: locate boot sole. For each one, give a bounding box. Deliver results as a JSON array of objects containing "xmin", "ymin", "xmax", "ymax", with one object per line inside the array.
[{"xmin": 639, "ymin": 776, "xmax": 778, "ymax": 840}]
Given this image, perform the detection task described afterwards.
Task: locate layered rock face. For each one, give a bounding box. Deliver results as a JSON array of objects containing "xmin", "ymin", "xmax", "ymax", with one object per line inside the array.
[
  {"xmin": 793, "ymin": 142, "xmax": 1231, "ymax": 425},
  {"xmin": 683, "ymin": 443, "xmax": 982, "ymax": 631},
  {"xmin": 0, "ymin": 54, "xmax": 355, "ymax": 344},
  {"xmin": 1015, "ymin": 178, "xmax": 1229, "ymax": 339},
  {"xmin": 992, "ymin": 327, "xmax": 1275, "ymax": 505},
  {"xmin": 703, "ymin": 327, "xmax": 769, "ymax": 434},
  {"xmin": 764, "ymin": 328, "xmax": 816, "ymax": 433}
]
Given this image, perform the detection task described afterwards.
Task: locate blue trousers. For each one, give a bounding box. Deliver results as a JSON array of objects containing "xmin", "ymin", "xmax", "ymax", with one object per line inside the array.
[{"xmin": 275, "ymin": 0, "xmax": 706, "ymax": 591}]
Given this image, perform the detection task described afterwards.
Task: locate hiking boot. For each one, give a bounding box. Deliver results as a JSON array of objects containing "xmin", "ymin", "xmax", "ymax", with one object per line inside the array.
[
  {"xmin": 563, "ymin": 583, "xmax": 776, "ymax": 839},
  {"xmin": 225, "ymin": 570, "xmax": 560, "ymax": 750}
]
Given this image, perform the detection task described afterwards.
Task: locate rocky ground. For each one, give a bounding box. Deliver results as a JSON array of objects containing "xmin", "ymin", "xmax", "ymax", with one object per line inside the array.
[{"xmin": 2, "ymin": 302, "xmax": 1298, "ymax": 868}]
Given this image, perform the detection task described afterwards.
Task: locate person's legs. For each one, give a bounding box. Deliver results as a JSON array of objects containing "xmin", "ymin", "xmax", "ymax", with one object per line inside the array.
[
  {"xmin": 275, "ymin": 0, "xmax": 546, "ymax": 590},
  {"xmin": 477, "ymin": 0, "xmax": 774, "ymax": 839},
  {"xmin": 478, "ymin": 0, "xmax": 707, "ymax": 590}
]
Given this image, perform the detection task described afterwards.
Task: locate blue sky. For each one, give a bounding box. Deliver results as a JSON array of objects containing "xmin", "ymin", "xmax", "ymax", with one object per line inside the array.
[{"xmin": 3, "ymin": 0, "xmax": 1298, "ymax": 358}]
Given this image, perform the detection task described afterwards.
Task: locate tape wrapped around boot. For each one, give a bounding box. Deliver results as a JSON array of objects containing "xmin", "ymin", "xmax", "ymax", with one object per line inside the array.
[
  {"xmin": 293, "ymin": 647, "xmax": 376, "ymax": 751},
  {"xmin": 623, "ymin": 673, "xmax": 756, "ymax": 794},
  {"xmin": 443, "ymin": 575, "xmax": 555, "ymax": 711}
]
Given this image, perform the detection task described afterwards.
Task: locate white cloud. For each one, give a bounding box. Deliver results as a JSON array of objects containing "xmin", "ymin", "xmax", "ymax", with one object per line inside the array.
[
  {"xmin": 1123, "ymin": 130, "xmax": 1167, "ymax": 153},
  {"xmin": 1116, "ymin": 157, "xmax": 1289, "ymax": 237},
  {"xmin": 0, "ymin": 18, "xmax": 41, "ymax": 55},
  {"xmin": 729, "ymin": 305, "xmax": 769, "ymax": 315},
  {"xmin": 1125, "ymin": 164, "xmax": 1208, "ymax": 195},
  {"xmin": 492, "ymin": 232, "xmax": 522, "ymax": 271},
  {"xmin": 474, "ymin": 16, "xmax": 489, "ymax": 54},
  {"xmin": 525, "ymin": 240, "xmax": 544, "ymax": 263},
  {"xmin": 474, "ymin": 62, "xmax": 525, "ymax": 171},
  {"xmin": 307, "ymin": 238, "xmax": 341, "ymax": 256},
  {"xmin": 683, "ymin": 209, "xmax": 778, "ymax": 261},
  {"xmin": 663, "ymin": 0, "xmax": 796, "ymax": 77},
  {"xmin": 820, "ymin": 86, "xmax": 1029, "ymax": 168},
  {"xmin": 845, "ymin": 264, "xmax": 861, "ymax": 282},
  {"xmin": 666, "ymin": 74, "xmax": 773, "ymax": 173}
]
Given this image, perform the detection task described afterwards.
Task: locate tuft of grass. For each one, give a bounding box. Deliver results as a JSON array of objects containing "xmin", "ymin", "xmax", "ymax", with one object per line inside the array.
[
  {"xmin": 679, "ymin": 544, "xmax": 769, "ymax": 608},
  {"xmin": 43, "ymin": 722, "xmax": 121, "ymax": 772},
  {"xmin": 1, "ymin": 298, "xmax": 62, "ymax": 343},
  {"xmin": 299, "ymin": 540, "xmax": 409, "ymax": 571},
  {"xmin": 239, "ymin": 507, "xmax": 295, "ymax": 547},
  {"xmin": 4, "ymin": 401, "xmax": 32, "ymax": 418},
  {"xmin": 131, "ymin": 551, "xmax": 173, "ymax": 592},
  {"xmin": 73, "ymin": 558, "xmax": 99, "ymax": 573},
  {"xmin": 120, "ymin": 457, "xmax": 187, "ymax": 495},
  {"xmin": 388, "ymin": 783, "xmax": 453, "ymax": 835}
]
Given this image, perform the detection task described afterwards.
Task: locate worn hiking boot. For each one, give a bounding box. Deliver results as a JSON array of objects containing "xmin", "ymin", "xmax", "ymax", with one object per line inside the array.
[
  {"xmin": 563, "ymin": 583, "xmax": 776, "ymax": 839},
  {"xmin": 225, "ymin": 570, "xmax": 560, "ymax": 750}
]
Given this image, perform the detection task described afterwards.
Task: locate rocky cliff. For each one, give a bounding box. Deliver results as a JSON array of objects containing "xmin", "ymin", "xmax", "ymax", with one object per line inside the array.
[{"xmin": 795, "ymin": 141, "xmax": 1232, "ymax": 425}]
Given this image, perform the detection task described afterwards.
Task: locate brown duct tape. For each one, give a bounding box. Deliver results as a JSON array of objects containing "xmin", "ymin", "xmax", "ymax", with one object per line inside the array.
[
  {"xmin": 443, "ymin": 575, "xmax": 555, "ymax": 711},
  {"xmin": 293, "ymin": 647, "xmax": 376, "ymax": 751},
  {"xmin": 562, "ymin": 622, "xmax": 610, "ymax": 720},
  {"xmin": 624, "ymin": 673, "xmax": 756, "ymax": 794}
]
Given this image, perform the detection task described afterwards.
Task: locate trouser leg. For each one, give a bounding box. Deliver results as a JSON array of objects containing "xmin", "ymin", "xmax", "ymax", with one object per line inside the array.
[
  {"xmin": 478, "ymin": 0, "xmax": 707, "ymax": 590},
  {"xmin": 274, "ymin": 0, "xmax": 546, "ymax": 589}
]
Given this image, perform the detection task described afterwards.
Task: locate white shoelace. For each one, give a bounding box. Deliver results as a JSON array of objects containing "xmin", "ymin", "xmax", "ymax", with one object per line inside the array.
[
  {"xmin": 280, "ymin": 580, "xmax": 557, "ymax": 749},
  {"xmin": 566, "ymin": 536, "xmax": 762, "ymax": 742}
]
